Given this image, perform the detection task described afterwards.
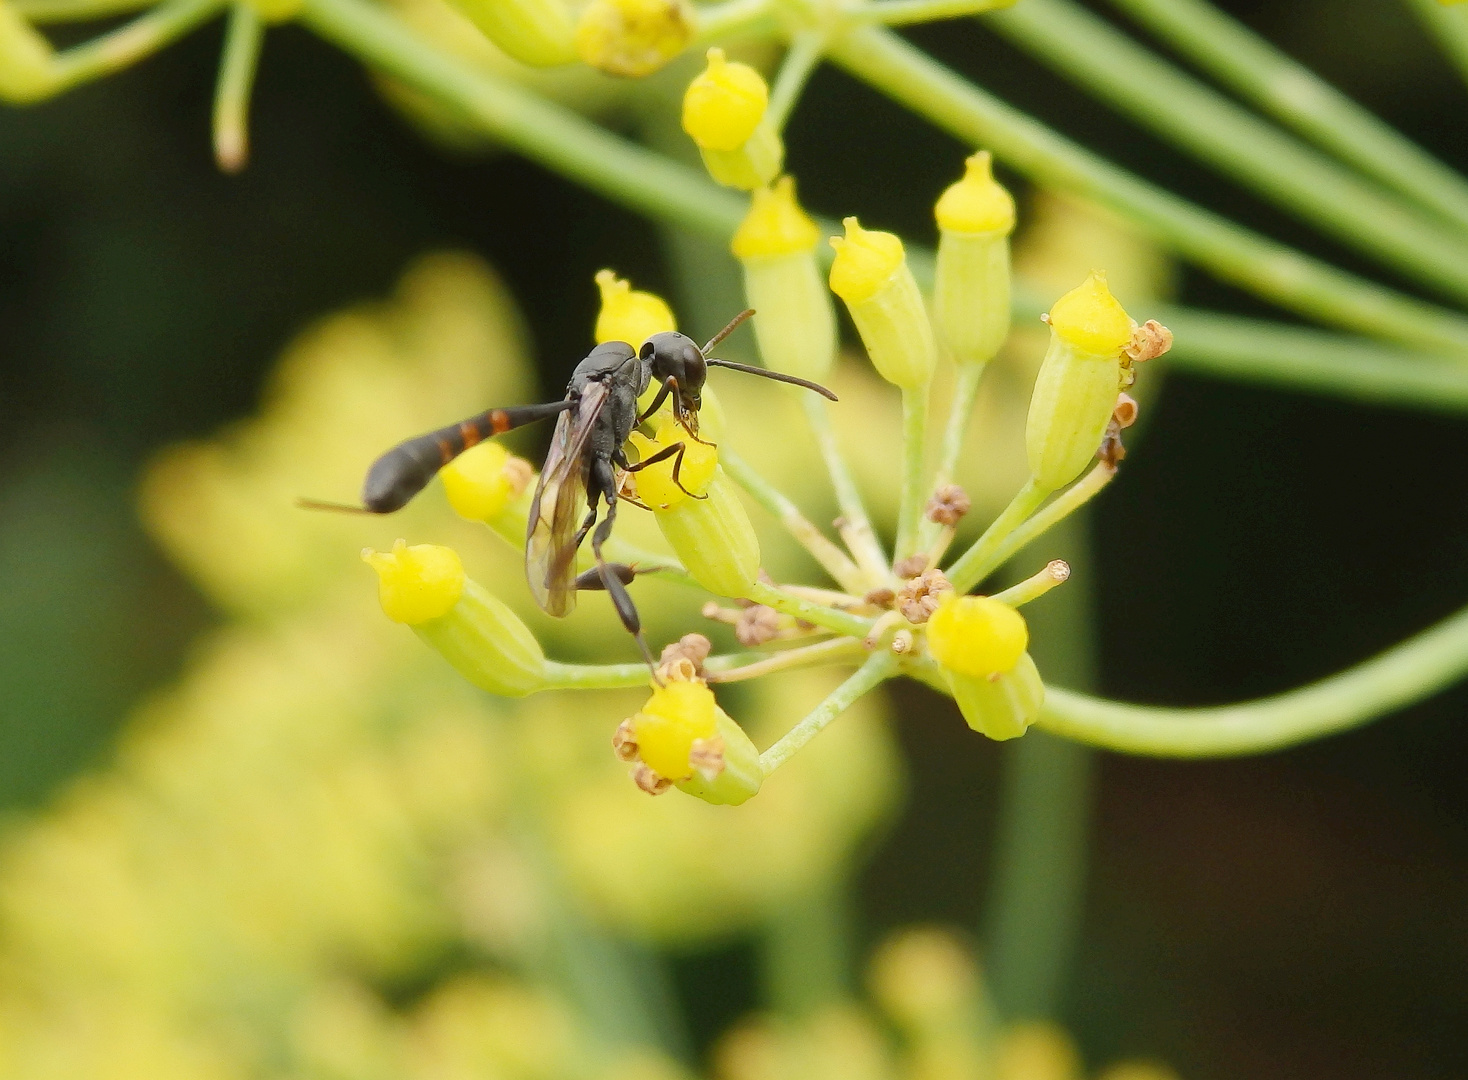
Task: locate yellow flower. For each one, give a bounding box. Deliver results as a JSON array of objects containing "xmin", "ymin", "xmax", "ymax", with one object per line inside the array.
[
  {"xmin": 926, "ymin": 594, "xmax": 1027, "ymax": 678},
  {"xmin": 595, "ymin": 268, "xmax": 676, "ymax": 345},
  {"xmin": 625, "ymin": 418, "xmax": 719, "ymax": 510},
  {"xmin": 682, "ymin": 48, "xmax": 768, "ymax": 151},
  {"xmin": 829, "ymin": 217, "xmax": 935, "ymax": 389},
  {"xmin": 575, "ymin": 0, "xmax": 694, "ymax": 76},
  {"xmin": 1026, "ymin": 271, "xmax": 1131, "ymax": 490}
]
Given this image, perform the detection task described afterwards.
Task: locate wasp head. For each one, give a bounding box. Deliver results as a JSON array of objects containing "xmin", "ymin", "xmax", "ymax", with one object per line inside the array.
[{"xmin": 641, "ymin": 331, "xmax": 706, "ymax": 419}]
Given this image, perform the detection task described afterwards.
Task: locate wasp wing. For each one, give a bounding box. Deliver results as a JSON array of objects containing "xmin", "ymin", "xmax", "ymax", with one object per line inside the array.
[{"xmin": 526, "ymin": 381, "xmax": 608, "ymax": 617}]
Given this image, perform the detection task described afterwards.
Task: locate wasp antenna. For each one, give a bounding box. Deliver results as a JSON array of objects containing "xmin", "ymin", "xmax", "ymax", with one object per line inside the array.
[
  {"xmin": 701, "ymin": 308, "xmax": 755, "ymax": 355},
  {"xmin": 296, "ymin": 497, "xmax": 379, "ymax": 515},
  {"xmin": 705, "ymin": 358, "xmax": 839, "ymax": 401}
]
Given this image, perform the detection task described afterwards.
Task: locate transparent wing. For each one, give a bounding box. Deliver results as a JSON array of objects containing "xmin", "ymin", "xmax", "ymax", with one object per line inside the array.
[{"xmin": 526, "ymin": 382, "xmax": 608, "ymax": 616}]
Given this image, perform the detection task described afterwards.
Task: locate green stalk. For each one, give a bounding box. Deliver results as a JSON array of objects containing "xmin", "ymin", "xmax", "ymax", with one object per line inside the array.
[
  {"xmin": 765, "ymin": 30, "xmax": 824, "ymax": 132},
  {"xmin": 300, "ymin": 0, "xmax": 749, "ymax": 242},
  {"xmin": 14, "ymin": 0, "xmax": 152, "ymax": 21},
  {"xmin": 747, "ymin": 580, "xmax": 875, "ymax": 638},
  {"xmin": 987, "ymin": 0, "xmax": 1468, "ymax": 302},
  {"xmin": 826, "ymin": 25, "xmax": 1468, "ymax": 355},
  {"xmin": 759, "ymin": 652, "xmax": 895, "ymax": 772},
  {"xmin": 983, "ymin": 514, "xmax": 1096, "ymax": 1020},
  {"xmin": 802, "ymin": 394, "xmax": 891, "ymax": 582},
  {"xmin": 851, "ymin": 0, "xmax": 1021, "ymax": 24},
  {"xmin": 1158, "ymin": 306, "xmax": 1468, "ymax": 414},
  {"xmin": 49, "ymin": 0, "xmax": 223, "ymax": 90},
  {"xmin": 895, "ymin": 384, "xmax": 930, "ymax": 560},
  {"xmin": 945, "ymin": 477, "xmax": 1048, "ymax": 593},
  {"xmin": 212, "ymin": 2, "xmax": 263, "ymax": 174},
  {"xmin": 722, "ymin": 447, "xmax": 866, "ymax": 592},
  {"xmin": 979, "ymin": 464, "xmax": 1113, "ymax": 574},
  {"xmin": 1108, "ymin": 0, "xmax": 1468, "ymax": 234},
  {"xmin": 1040, "ymin": 598, "xmax": 1468, "ymax": 756},
  {"xmin": 760, "ymin": 874, "xmax": 853, "ymax": 1013},
  {"xmin": 301, "ymin": 0, "xmax": 1468, "ymax": 403},
  {"xmin": 1405, "ymin": 0, "xmax": 1468, "ymax": 88}
]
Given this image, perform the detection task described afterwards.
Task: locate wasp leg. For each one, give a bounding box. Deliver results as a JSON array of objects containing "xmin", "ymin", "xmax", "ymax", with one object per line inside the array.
[
  {"xmin": 637, "ymin": 376, "xmax": 678, "ymax": 424},
  {"xmin": 622, "ymin": 442, "xmax": 708, "ymax": 500},
  {"xmin": 588, "ymin": 458, "xmax": 660, "ymax": 679}
]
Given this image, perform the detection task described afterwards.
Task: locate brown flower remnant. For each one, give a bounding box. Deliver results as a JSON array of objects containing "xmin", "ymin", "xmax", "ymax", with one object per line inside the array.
[
  {"xmin": 925, "ymin": 483, "xmax": 972, "ymax": 526},
  {"xmin": 893, "ymin": 554, "xmax": 930, "ymax": 579},
  {"xmin": 896, "ymin": 568, "xmax": 954, "ymax": 624}
]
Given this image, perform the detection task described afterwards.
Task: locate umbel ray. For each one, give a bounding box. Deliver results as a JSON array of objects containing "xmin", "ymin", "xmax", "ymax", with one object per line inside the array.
[{"xmin": 309, "ymin": 310, "xmax": 837, "ymax": 672}]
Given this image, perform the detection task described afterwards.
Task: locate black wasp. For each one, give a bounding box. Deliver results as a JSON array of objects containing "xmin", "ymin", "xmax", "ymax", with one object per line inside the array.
[{"xmin": 356, "ymin": 310, "xmax": 837, "ymax": 670}]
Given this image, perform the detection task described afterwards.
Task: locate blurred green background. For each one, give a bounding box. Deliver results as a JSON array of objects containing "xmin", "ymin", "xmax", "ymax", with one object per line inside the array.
[{"xmin": 2, "ymin": 0, "xmax": 1467, "ymax": 1075}]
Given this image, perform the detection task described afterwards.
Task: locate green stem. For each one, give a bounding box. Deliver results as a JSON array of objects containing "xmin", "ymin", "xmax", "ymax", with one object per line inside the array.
[
  {"xmin": 984, "ymin": 514, "xmax": 1097, "ymax": 1019},
  {"xmin": 1405, "ymin": 0, "xmax": 1468, "ymax": 88},
  {"xmin": 934, "ymin": 362, "xmax": 986, "ymax": 490},
  {"xmin": 945, "ymin": 477, "xmax": 1048, "ymax": 593},
  {"xmin": 49, "ymin": 0, "xmax": 223, "ymax": 90},
  {"xmin": 542, "ymin": 637, "xmax": 863, "ymax": 689},
  {"xmin": 759, "ymin": 874, "xmax": 853, "ymax": 1014},
  {"xmin": 299, "ymin": 0, "xmax": 1468, "ymax": 403},
  {"xmin": 765, "ymin": 30, "xmax": 824, "ymax": 132},
  {"xmin": 747, "ymin": 580, "xmax": 875, "ymax": 638},
  {"xmin": 979, "ymin": 464, "xmax": 1113, "ymax": 577},
  {"xmin": 850, "ymin": 0, "xmax": 1017, "ymax": 24},
  {"xmin": 14, "ymin": 0, "xmax": 152, "ymax": 21},
  {"xmin": 920, "ymin": 361, "xmax": 985, "ymax": 549},
  {"xmin": 212, "ymin": 2, "xmax": 263, "ymax": 174},
  {"xmin": 801, "ymin": 394, "xmax": 890, "ymax": 581},
  {"xmin": 759, "ymin": 652, "xmax": 895, "ymax": 772},
  {"xmin": 894, "ymin": 384, "xmax": 930, "ymax": 561},
  {"xmin": 694, "ymin": 0, "xmax": 777, "ymax": 42},
  {"xmin": 707, "ymin": 636, "xmax": 866, "ymax": 682},
  {"xmin": 721, "ymin": 447, "xmax": 866, "ymax": 592},
  {"xmin": 300, "ymin": 0, "xmax": 750, "ymax": 242},
  {"xmin": 1158, "ymin": 306, "xmax": 1468, "ymax": 414},
  {"xmin": 1040, "ymin": 597, "xmax": 1468, "ymax": 756},
  {"xmin": 826, "ymin": 25, "xmax": 1468, "ymax": 355},
  {"xmin": 1108, "ymin": 0, "xmax": 1468, "ymax": 235},
  {"xmin": 988, "ymin": 0, "xmax": 1468, "ymax": 301}
]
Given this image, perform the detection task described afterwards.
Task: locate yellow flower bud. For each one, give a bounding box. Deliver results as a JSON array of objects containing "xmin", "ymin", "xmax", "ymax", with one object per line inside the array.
[
  {"xmin": 1026, "ymin": 272, "xmax": 1130, "ymax": 491},
  {"xmin": 926, "ymin": 594, "xmax": 1028, "ymax": 679},
  {"xmin": 364, "ymin": 542, "xmax": 547, "ymax": 696},
  {"xmin": 699, "ymin": 124, "xmax": 784, "ymax": 190},
  {"xmin": 625, "ymin": 418, "xmax": 719, "ymax": 510},
  {"xmin": 575, "ymin": 0, "xmax": 694, "ymax": 77},
  {"xmin": 595, "ymin": 269, "xmax": 676, "ymax": 346},
  {"xmin": 1048, "ymin": 269, "xmax": 1131, "ymax": 356},
  {"xmin": 0, "ymin": 1, "xmax": 57, "ymax": 104},
  {"xmin": 934, "ymin": 151, "xmax": 1016, "ymax": 234},
  {"xmin": 442, "ymin": 0, "xmax": 576, "ymax": 66},
  {"xmin": 676, "ymin": 707, "xmax": 763, "ymax": 804},
  {"xmin": 364, "ymin": 540, "xmax": 465, "ymax": 624},
  {"xmin": 829, "ymin": 217, "xmax": 935, "ymax": 389},
  {"xmin": 441, "ymin": 441, "xmax": 534, "ymax": 523},
  {"xmin": 630, "ymin": 679, "xmax": 718, "ymax": 780},
  {"xmin": 653, "ymin": 468, "xmax": 760, "ymax": 597},
  {"xmin": 682, "ymin": 48, "xmax": 767, "ymax": 151},
  {"xmin": 945, "ymin": 651, "xmax": 1044, "ymax": 741},
  {"xmin": 731, "ymin": 178, "xmax": 835, "ymax": 384},
  {"xmin": 731, "ymin": 176, "xmax": 820, "ymax": 259},
  {"xmin": 933, "ymin": 152, "xmax": 1015, "ymax": 366}
]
